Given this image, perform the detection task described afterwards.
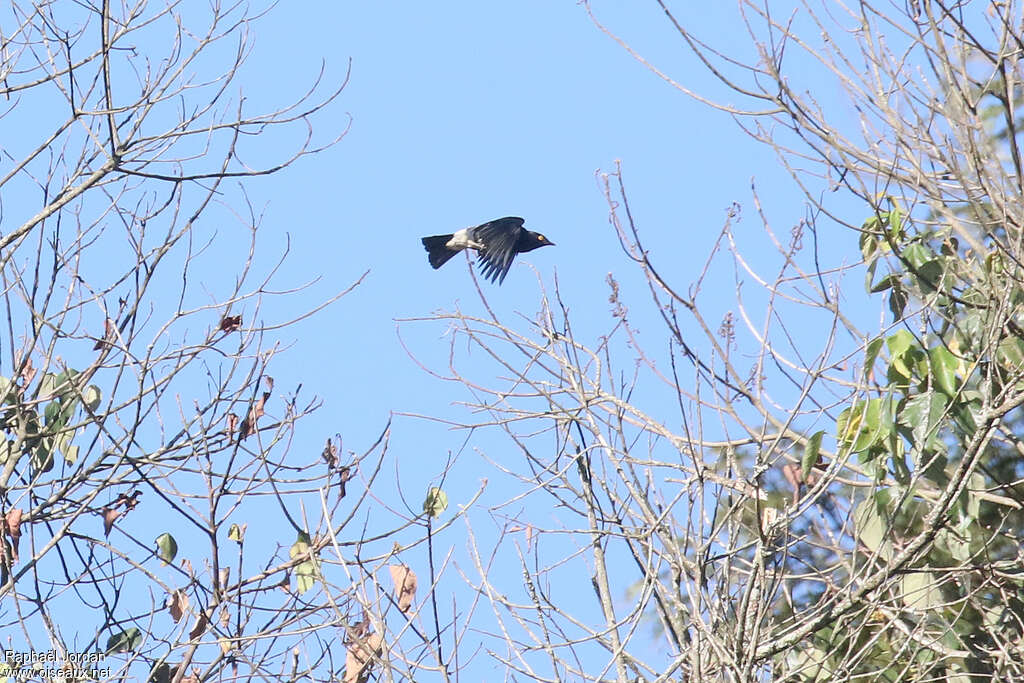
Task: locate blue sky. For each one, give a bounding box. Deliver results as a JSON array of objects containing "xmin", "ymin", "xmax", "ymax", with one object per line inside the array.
[
  {"xmin": 201, "ymin": 2, "xmax": 877, "ymax": 675},
  {"xmin": 240, "ymin": 2, "xmax": 820, "ymax": 442},
  {"xmin": 170, "ymin": 2, "xmax": 870, "ymax": 674}
]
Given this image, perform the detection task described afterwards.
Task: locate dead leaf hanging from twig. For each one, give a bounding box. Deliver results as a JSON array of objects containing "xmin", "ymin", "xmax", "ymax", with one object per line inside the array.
[
  {"xmin": 238, "ymin": 393, "xmax": 268, "ymax": 442},
  {"xmin": 167, "ymin": 590, "xmax": 189, "ymax": 623},
  {"xmin": 2, "ymin": 508, "xmax": 23, "ymax": 561},
  {"xmin": 343, "ymin": 630, "xmax": 383, "ymax": 683},
  {"xmin": 219, "ymin": 315, "xmax": 242, "ymax": 333},
  {"xmin": 189, "ymin": 610, "xmax": 208, "ymax": 641},
  {"xmin": 388, "ymin": 564, "xmax": 418, "ymax": 614},
  {"xmin": 94, "ymin": 317, "xmax": 116, "ymax": 350},
  {"xmin": 102, "ymin": 490, "xmax": 143, "ymax": 537}
]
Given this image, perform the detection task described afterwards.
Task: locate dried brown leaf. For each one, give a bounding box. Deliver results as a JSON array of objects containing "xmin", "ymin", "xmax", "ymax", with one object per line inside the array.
[
  {"xmin": 761, "ymin": 506, "xmax": 780, "ymax": 535},
  {"xmin": 238, "ymin": 395, "xmax": 265, "ymax": 441},
  {"xmin": 94, "ymin": 317, "xmax": 115, "ymax": 350},
  {"xmin": 113, "ymin": 489, "xmax": 142, "ymax": 512},
  {"xmin": 4, "ymin": 508, "xmax": 23, "ymax": 542},
  {"xmin": 322, "ymin": 438, "xmax": 338, "ymax": 468},
  {"xmin": 219, "ymin": 315, "xmax": 242, "ymax": 333},
  {"xmin": 219, "ymin": 567, "xmax": 230, "ymax": 594},
  {"xmin": 389, "ymin": 564, "xmax": 418, "ymax": 614},
  {"xmin": 102, "ymin": 507, "xmax": 120, "ymax": 537},
  {"xmin": 168, "ymin": 590, "xmax": 189, "ymax": 623},
  {"xmin": 343, "ymin": 631, "xmax": 383, "ymax": 683},
  {"xmin": 337, "ymin": 465, "xmax": 353, "ymax": 499},
  {"xmin": 3, "ymin": 508, "xmax": 22, "ymax": 561},
  {"xmin": 348, "ymin": 615, "xmax": 369, "ymax": 640},
  {"xmin": 188, "ymin": 610, "xmax": 208, "ymax": 641},
  {"xmin": 238, "ymin": 418, "xmax": 251, "ymax": 441},
  {"xmin": 781, "ymin": 463, "xmax": 802, "ymax": 505},
  {"xmin": 16, "ymin": 357, "xmax": 35, "ymax": 389}
]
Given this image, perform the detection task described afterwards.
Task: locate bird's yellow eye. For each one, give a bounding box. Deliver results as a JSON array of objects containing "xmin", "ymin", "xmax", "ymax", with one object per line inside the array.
[{"xmin": 539, "ymin": 235, "xmax": 546, "ymax": 242}]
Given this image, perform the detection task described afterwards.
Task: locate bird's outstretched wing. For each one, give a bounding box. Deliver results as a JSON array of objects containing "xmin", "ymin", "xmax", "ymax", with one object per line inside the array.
[{"xmin": 473, "ymin": 217, "xmax": 524, "ymax": 284}]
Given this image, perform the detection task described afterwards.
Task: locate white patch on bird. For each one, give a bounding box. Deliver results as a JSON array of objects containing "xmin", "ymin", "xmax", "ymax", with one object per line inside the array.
[{"xmin": 446, "ymin": 228, "xmax": 485, "ymax": 251}]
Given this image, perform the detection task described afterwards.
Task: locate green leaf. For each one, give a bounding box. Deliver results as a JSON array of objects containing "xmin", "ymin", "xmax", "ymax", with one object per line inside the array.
[
  {"xmin": 836, "ymin": 403, "xmax": 863, "ymax": 451},
  {"xmin": 912, "ymin": 259, "xmax": 944, "ymax": 292},
  {"xmin": 886, "ymin": 329, "xmax": 914, "ymax": 355},
  {"xmin": 801, "ymin": 431, "xmax": 825, "ymax": 480},
  {"xmin": 106, "ymin": 627, "xmax": 142, "ymax": 653},
  {"xmin": 864, "ymin": 258, "xmax": 879, "ymax": 294},
  {"xmin": 44, "ymin": 401, "xmax": 64, "ymax": 429},
  {"xmin": 843, "ymin": 398, "xmax": 892, "ymax": 453},
  {"xmin": 0, "ymin": 439, "xmax": 16, "ymax": 464},
  {"xmin": 869, "ymin": 273, "xmax": 899, "ymax": 293},
  {"xmin": 860, "ymin": 223, "xmax": 879, "ymax": 261},
  {"xmin": 864, "ymin": 337, "xmax": 884, "ymax": 381},
  {"xmin": 155, "ymin": 533, "xmax": 178, "ymax": 565},
  {"xmin": 423, "ymin": 487, "xmax": 448, "ymax": 518},
  {"xmin": 149, "ymin": 663, "xmax": 172, "ymax": 683},
  {"xmin": 900, "ymin": 393, "xmax": 948, "ymax": 449},
  {"xmin": 997, "ymin": 337, "xmax": 1024, "ymax": 370},
  {"xmin": 289, "ymin": 536, "xmax": 309, "ymax": 559},
  {"xmin": 953, "ymin": 400, "xmax": 979, "ymax": 433},
  {"xmin": 786, "ymin": 643, "xmax": 837, "ymax": 680},
  {"xmin": 901, "ymin": 571, "xmax": 942, "ymax": 611},
  {"xmin": 919, "ymin": 451, "xmax": 949, "ymax": 487},
  {"xmin": 940, "ymin": 527, "xmax": 974, "ymax": 564},
  {"xmin": 32, "ymin": 442, "xmax": 54, "ymax": 473},
  {"xmin": 853, "ymin": 496, "xmax": 893, "ymax": 560},
  {"xmin": 295, "ymin": 560, "xmax": 317, "ymax": 594},
  {"xmin": 902, "ymin": 242, "xmax": 933, "ymax": 269},
  {"xmin": 928, "ymin": 345, "xmax": 959, "ymax": 396},
  {"xmin": 964, "ymin": 472, "xmax": 984, "ymax": 521},
  {"xmin": 891, "ymin": 448, "xmax": 911, "ymax": 485},
  {"xmin": 290, "ymin": 531, "xmax": 317, "ymax": 593},
  {"xmin": 51, "ymin": 430, "xmax": 78, "ymax": 464},
  {"xmin": 37, "ymin": 372, "xmax": 57, "ymax": 398},
  {"xmin": 886, "ymin": 330, "xmax": 915, "ymax": 378},
  {"xmin": 985, "ymin": 251, "xmax": 1004, "ymax": 275},
  {"xmin": 887, "ymin": 202, "xmax": 903, "ymax": 239},
  {"xmin": 83, "ymin": 385, "xmax": 102, "ymax": 412},
  {"xmin": 888, "ymin": 283, "xmax": 909, "ymax": 321},
  {"xmin": 53, "ymin": 369, "xmax": 79, "ymax": 392}
]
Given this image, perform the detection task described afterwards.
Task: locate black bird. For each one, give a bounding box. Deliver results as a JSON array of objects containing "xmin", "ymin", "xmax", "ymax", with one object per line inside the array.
[{"xmin": 421, "ymin": 217, "xmax": 554, "ymax": 284}]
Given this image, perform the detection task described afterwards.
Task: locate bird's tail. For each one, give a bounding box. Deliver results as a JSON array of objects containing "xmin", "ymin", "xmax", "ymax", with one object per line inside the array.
[{"xmin": 422, "ymin": 234, "xmax": 458, "ymax": 269}]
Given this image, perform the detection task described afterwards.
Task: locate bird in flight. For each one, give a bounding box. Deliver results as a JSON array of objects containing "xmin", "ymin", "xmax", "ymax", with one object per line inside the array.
[{"xmin": 421, "ymin": 217, "xmax": 555, "ymax": 284}]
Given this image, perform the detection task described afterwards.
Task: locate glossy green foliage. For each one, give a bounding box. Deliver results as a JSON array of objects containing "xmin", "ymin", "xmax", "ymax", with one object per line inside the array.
[{"xmin": 0, "ymin": 369, "xmax": 101, "ymax": 473}]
